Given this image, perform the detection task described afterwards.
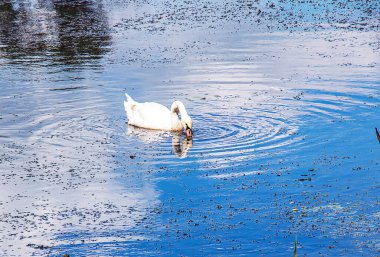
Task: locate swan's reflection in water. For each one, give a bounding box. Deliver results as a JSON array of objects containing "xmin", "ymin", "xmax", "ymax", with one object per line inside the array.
[
  {"xmin": 171, "ymin": 132, "xmax": 193, "ymax": 158},
  {"xmin": 126, "ymin": 125, "xmax": 193, "ymax": 158}
]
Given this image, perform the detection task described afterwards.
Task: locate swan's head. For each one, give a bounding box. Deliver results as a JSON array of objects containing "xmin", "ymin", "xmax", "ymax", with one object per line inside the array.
[
  {"xmin": 171, "ymin": 101, "xmax": 193, "ymax": 138},
  {"xmin": 182, "ymin": 116, "xmax": 193, "ymax": 138}
]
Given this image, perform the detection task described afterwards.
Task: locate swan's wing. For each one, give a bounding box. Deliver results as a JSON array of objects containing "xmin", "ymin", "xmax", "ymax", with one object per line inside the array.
[{"xmin": 129, "ymin": 102, "xmax": 172, "ymax": 130}]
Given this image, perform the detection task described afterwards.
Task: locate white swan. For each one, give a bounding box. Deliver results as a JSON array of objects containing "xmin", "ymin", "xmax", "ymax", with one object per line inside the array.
[{"xmin": 124, "ymin": 93, "xmax": 193, "ymax": 137}]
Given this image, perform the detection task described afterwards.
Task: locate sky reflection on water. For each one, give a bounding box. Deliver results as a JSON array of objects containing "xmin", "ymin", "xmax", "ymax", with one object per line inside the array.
[{"xmin": 0, "ymin": 0, "xmax": 379, "ymax": 256}]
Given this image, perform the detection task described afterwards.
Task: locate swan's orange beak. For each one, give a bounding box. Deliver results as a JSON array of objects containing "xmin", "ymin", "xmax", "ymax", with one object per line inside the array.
[{"xmin": 186, "ymin": 128, "xmax": 192, "ymax": 138}]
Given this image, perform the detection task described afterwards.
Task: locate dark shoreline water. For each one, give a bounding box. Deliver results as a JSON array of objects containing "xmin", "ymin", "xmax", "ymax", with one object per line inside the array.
[{"xmin": 0, "ymin": 1, "xmax": 379, "ymax": 256}]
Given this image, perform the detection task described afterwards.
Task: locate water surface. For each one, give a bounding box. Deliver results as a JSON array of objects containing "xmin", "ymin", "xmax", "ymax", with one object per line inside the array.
[{"xmin": 0, "ymin": 1, "xmax": 379, "ymax": 256}]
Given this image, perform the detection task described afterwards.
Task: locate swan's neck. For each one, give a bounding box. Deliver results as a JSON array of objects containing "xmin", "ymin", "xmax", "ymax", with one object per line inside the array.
[
  {"xmin": 170, "ymin": 101, "xmax": 189, "ymax": 129},
  {"xmin": 171, "ymin": 101, "xmax": 188, "ymax": 117}
]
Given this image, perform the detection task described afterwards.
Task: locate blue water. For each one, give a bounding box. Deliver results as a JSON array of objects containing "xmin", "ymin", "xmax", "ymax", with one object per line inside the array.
[{"xmin": 0, "ymin": 1, "xmax": 379, "ymax": 256}]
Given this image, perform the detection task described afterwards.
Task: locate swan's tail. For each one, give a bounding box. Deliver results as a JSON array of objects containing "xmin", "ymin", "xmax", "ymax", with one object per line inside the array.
[
  {"xmin": 125, "ymin": 93, "xmax": 135, "ymax": 103},
  {"xmin": 124, "ymin": 93, "xmax": 136, "ymax": 119}
]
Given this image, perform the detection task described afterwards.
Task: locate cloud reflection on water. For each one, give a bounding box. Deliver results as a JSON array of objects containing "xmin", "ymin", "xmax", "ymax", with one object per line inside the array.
[{"xmin": 0, "ymin": 111, "xmax": 160, "ymax": 256}]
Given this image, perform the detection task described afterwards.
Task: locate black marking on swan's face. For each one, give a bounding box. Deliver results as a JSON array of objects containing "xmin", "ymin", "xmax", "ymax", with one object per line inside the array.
[{"xmin": 185, "ymin": 122, "xmax": 193, "ymax": 138}]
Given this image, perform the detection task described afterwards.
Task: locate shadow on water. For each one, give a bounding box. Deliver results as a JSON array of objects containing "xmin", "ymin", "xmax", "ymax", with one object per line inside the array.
[{"xmin": 0, "ymin": 0, "xmax": 111, "ymax": 66}]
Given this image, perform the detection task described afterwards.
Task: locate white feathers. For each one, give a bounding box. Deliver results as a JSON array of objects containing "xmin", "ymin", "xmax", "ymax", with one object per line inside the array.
[{"xmin": 124, "ymin": 93, "xmax": 192, "ymax": 132}]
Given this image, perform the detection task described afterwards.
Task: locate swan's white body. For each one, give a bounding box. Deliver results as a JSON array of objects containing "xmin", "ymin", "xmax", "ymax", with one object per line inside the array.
[{"xmin": 124, "ymin": 93, "xmax": 192, "ymax": 133}]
